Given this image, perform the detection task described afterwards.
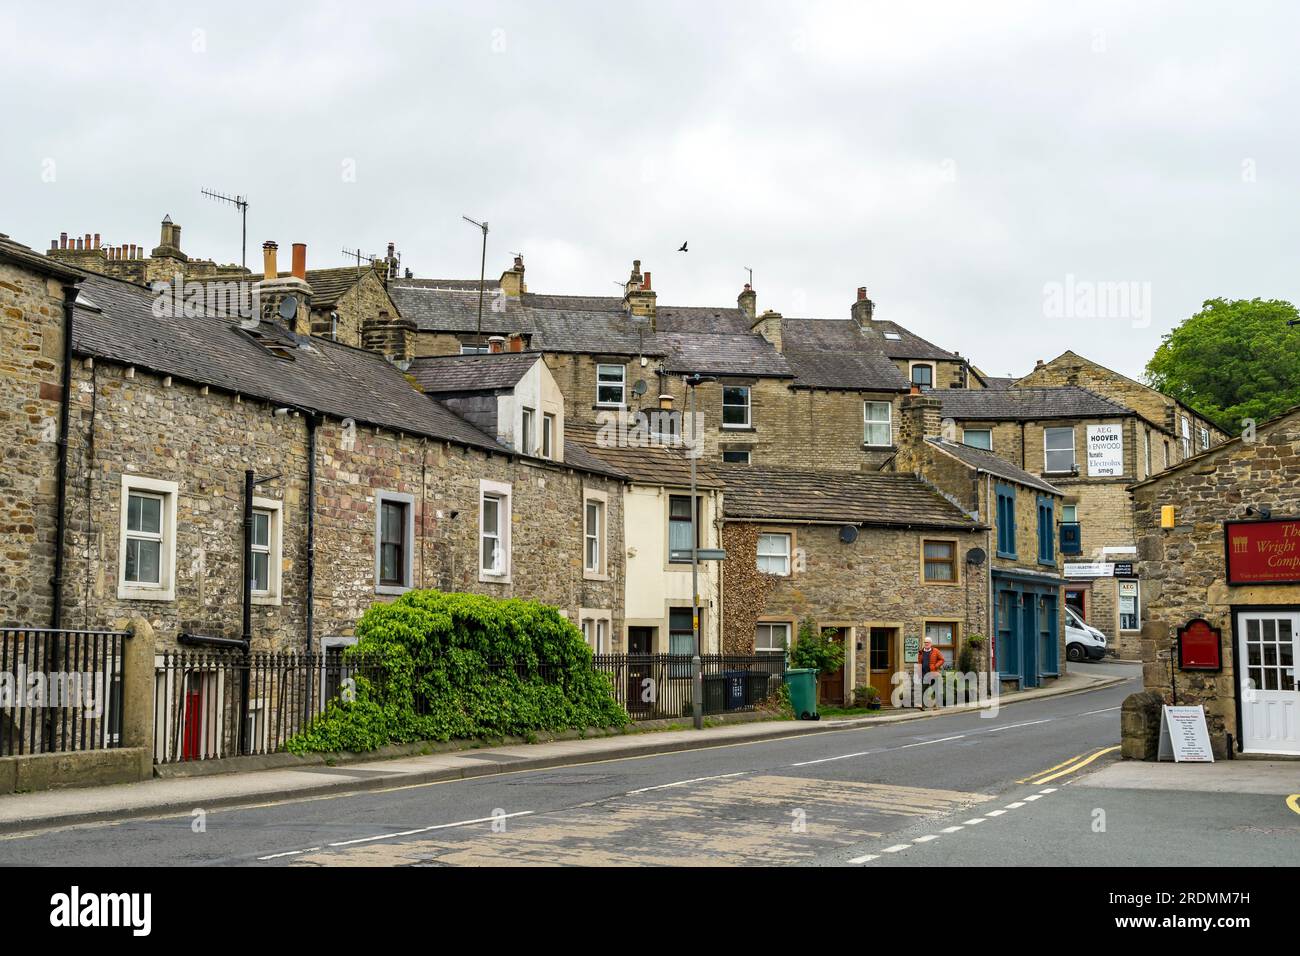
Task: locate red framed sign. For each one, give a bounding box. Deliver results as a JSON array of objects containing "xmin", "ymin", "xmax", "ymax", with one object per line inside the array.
[
  {"xmin": 1224, "ymin": 518, "xmax": 1300, "ymax": 585},
  {"xmin": 1176, "ymin": 618, "xmax": 1222, "ymax": 672}
]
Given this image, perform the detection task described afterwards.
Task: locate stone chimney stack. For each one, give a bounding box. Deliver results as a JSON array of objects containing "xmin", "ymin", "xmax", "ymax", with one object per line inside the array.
[
  {"xmin": 361, "ymin": 308, "xmax": 418, "ymax": 367},
  {"xmin": 623, "ymin": 259, "xmax": 657, "ymax": 329},
  {"xmin": 851, "ymin": 286, "xmax": 876, "ymax": 330},
  {"xmin": 895, "ymin": 393, "xmax": 943, "ymax": 474},
  {"xmin": 737, "ymin": 282, "xmax": 757, "ymax": 321},
  {"xmin": 256, "ymin": 240, "xmax": 313, "ymax": 335},
  {"xmin": 751, "ymin": 308, "xmax": 784, "ymax": 353},
  {"xmin": 499, "ymin": 254, "xmax": 526, "ymax": 298}
]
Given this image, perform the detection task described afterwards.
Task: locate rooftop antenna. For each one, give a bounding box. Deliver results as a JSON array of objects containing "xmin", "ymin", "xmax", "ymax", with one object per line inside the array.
[
  {"xmin": 745, "ymin": 266, "xmax": 753, "ymax": 287},
  {"xmin": 201, "ymin": 188, "xmax": 249, "ymax": 270},
  {"xmin": 462, "ymin": 216, "xmax": 489, "ymax": 348}
]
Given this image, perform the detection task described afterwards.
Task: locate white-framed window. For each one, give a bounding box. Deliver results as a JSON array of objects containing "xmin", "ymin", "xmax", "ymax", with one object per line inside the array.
[
  {"xmin": 479, "ymin": 479, "xmax": 512, "ymax": 581},
  {"xmin": 1144, "ymin": 429, "xmax": 1152, "ymax": 476},
  {"xmin": 460, "ymin": 344, "xmax": 489, "ymax": 355},
  {"xmin": 375, "ymin": 491, "xmax": 415, "ymax": 595},
  {"xmin": 1181, "ymin": 416, "xmax": 1192, "ymax": 459},
  {"xmin": 910, "ymin": 363, "xmax": 934, "ymax": 390},
  {"xmin": 755, "ymin": 622, "xmax": 790, "ymax": 654},
  {"xmin": 962, "ymin": 428, "xmax": 992, "ymax": 450},
  {"xmin": 583, "ymin": 490, "xmax": 608, "ymax": 578},
  {"xmin": 542, "ymin": 413, "xmax": 555, "ymax": 459},
  {"xmin": 1198, "ymin": 426, "xmax": 1210, "ymax": 452},
  {"xmin": 580, "ymin": 609, "xmax": 612, "ymax": 654},
  {"xmin": 251, "ymin": 496, "xmax": 283, "ymax": 605},
  {"xmin": 722, "ymin": 385, "xmax": 751, "ymax": 428},
  {"xmin": 864, "ymin": 401, "xmax": 892, "ymax": 446},
  {"xmin": 1061, "ymin": 504, "xmax": 1078, "ymax": 523},
  {"xmin": 757, "ymin": 532, "xmax": 792, "ymax": 576},
  {"xmin": 118, "ymin": 475, "xmax": 178, "ymax": 601},
  {"xmin": 1044, "ymin": 427, "xmax": 1075, "ymax": 473},
  {"xmin": 521, "ymin": 406, "xmax": 535, "ymax": 455},
  {"xmin": 596, "ymin": 364, "xmax": 626, "ymax": 406}
]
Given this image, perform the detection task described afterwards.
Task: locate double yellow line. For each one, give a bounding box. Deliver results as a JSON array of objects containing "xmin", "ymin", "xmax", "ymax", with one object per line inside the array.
[{"xmin": 1018, "ymin": 745, "xmax": 1120, "ymax": 785}]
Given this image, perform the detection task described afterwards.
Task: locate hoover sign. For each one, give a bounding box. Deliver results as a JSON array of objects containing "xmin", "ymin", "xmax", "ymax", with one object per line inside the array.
[{"xmin": 1224, "ymin": 519, "xmax": 1300, "ymax": 585}]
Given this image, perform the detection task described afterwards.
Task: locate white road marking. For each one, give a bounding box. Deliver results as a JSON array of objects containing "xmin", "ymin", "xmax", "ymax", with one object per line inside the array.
[
  {"xmin": 984, "ymin": 719, "xmax": 1053, "ymax": 733},
  {"xmin": 1023, "ymin": 794, "xmax": 1043, "ymax": 801},
  {"xmin": 848, "ymin": 853, "xmax": 879, "ymax": 864},
  {"xmin": 941, "ymin": 825, "xmax": 965, "ymax": 833},
  {"xmin": 963, "ymin": 818, "xmax": 987, "ymax": 825},
  {"xmin": 1038, "ymin": 787, "xmax": 1058, "ymax": 794},
  {"xmin": 914, "ymin": 834, "xmax": 940, "ymax": 843},
  {"xmin": 898, "ymin": 735, "xmax": 966, "ymax": 749},
  {"xmin": 325, "ymin": 811, "xmax": 534, "ymax": 848},
  {"xmin": 986, "ymin": 809, "xmax": 1007, "ymax": 817},
  {"xmin": 882, "ymin": 844, "xmax": 912, "ymax": 853},
  {"xmin": 1005, "ymin": 801, "xmax": 1026, "ymax": 809},
  {"xmin": 1077, "ymin": 706, "xmax": 1120, "ymax": 716},
  {"xmin": 257, "ymin": 846, "xmax": 321, "ymax": 861},
  {"xmin": 791, "ymin": 750, "xmax": 874, "ymax": 767},
  {"xmin": 626, "ymin": 772, "xmax": 747, "ymax": 794}
]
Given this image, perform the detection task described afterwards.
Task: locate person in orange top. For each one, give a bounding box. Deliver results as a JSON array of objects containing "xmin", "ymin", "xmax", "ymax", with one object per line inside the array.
[{"xmin": 918, "ymin": 635, "xmax": 946, "ymax": 710}]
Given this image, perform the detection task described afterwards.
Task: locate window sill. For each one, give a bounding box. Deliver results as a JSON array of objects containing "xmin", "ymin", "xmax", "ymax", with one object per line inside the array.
[
  {"xmin": 583, "ymin": 570, "xmax": 610, "ymax": 582},
  {"xmin": 720, "ymin": 425, "xmax": 756, "ymax": 433},
  {"xmin": 252, "ymin": 594, "xmax": 282, "ymax": 607},
  {"xmin": 478, "ymin": 571, "xmax": 513, "ymax": 585},
  {"xmin": 862, "ymin": 443, "xmax": 897, "ymax": 451},
  {"xmin": 996, "ymin": 552, "xmax": 1018, "ymax": 561},
  {"xmin": 593, "ymin": 403, "xmax": 626, "ymax": 411},
  {"xmin": 117, "ymin": 585, "xmax": 175, "ymax": 602},
  {"xmin": 375, "ymin": 584, "xmax": 411, "ymax": 596}
]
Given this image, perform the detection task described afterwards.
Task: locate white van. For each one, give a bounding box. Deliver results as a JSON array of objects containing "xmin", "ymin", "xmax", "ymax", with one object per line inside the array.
[{"xmin": 1065, "ymin": 606, "xmax": 1107, "ymax": 662}]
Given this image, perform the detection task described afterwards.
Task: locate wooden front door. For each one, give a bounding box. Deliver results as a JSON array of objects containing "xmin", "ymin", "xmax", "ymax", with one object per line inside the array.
[
  {"xmin": 818, "ymin": 627, "xmax": 848, "ymax": 706},
  {"xmin": 868, "ymin": 627, "xmax": 896, "ymax": 701}
]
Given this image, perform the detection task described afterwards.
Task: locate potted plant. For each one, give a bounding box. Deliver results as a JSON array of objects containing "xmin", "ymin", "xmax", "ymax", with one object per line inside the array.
[{"xmin": 853, "ymin": 684, "xmax": 882, "ymax": 710}]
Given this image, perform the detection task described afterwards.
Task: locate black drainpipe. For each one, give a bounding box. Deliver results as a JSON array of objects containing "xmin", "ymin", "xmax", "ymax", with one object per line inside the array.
[
  {"xmin": 51, "ymin": 281, "xmax": 80, "ymax": 630},
  {"xmin": 239, "ymin": 468, "xmax": 254, "ymax": 752}
]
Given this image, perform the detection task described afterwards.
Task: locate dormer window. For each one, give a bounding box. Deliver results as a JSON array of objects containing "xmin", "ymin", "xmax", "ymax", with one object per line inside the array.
[
  {"xmin": 910, "ymin": 363, "xmax": 933, "ymax": 390},
  {"xmin": 521, "ymin": 406, "xmax": 536, "ymax": 455}
]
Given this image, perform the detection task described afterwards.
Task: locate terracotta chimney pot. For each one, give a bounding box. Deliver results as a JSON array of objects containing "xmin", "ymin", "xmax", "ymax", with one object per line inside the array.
[{"xmin": 291, "ymin": 243, "xmax": 307, "ymax": 279}]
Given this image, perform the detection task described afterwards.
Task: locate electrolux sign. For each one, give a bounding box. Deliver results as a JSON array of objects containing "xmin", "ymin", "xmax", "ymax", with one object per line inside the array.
[
  {"xmin": 1086, "ymin": 424, "xmax": 1124, "ymax": 477},
  {"xmin": 1224, "ymin": 518, "xmax": 1300, "ymax": 585}
]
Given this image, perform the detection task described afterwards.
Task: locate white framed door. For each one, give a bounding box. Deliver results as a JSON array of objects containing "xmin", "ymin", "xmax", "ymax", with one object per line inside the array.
[{"xmin": 1236, "ymin": 610, "xmax": 1300, "ymax": 755}]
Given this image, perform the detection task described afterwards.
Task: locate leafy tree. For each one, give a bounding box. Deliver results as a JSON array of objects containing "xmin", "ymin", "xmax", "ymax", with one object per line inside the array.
[
  {"xmin": 790, "ymin": 616, "xmax": 845, "ymax": 673},
  {"xmin": 1145, "ymin": 298, "xmax": 1300, "ymax": 432}
]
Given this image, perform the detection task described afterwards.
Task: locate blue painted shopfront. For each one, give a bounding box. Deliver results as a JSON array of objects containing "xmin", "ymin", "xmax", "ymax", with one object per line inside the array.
[{"xmin": 994, "ymin": 569, "xmax": 1064, "ymax": 687}]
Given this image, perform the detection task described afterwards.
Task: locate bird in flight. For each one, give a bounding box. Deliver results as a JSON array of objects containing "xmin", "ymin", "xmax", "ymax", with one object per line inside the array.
[{"xmin": 678, "ymin": 241, "xmax": 688, "ymax": 252}]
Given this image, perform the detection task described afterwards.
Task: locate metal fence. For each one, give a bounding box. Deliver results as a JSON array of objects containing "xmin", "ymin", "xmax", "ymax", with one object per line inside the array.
[
  {"xmin": 593, "ymin": 653, "xmax": 786, "ymax": 721},
  {"xmin": 0, "ymin": 627, "xmax": 130, "ymax": 756},
  {"xmin": 154, "ymin": 648, "xmax": 386, "ymax": 764}
]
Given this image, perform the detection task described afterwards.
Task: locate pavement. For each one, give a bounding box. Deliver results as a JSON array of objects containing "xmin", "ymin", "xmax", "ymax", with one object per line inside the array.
[{"xmin": 0, "ymin": 664, "xmax": 1129, "ymax": 836}]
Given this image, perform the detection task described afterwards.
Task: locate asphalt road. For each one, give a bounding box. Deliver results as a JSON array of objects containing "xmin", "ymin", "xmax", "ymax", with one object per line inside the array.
[{"xmin": 1, "ymin": 662, "xmax": 1153, "ymax": 866}]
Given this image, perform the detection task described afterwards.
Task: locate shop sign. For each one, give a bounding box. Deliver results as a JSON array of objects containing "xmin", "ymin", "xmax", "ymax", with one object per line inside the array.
[
  {"xmin": 1086, "ymin": 424, "xmax": 1125, "ymax": 477},
  {"xmin": 1224, "ymin": 519, "xmax": 1300, "ymax": 585}
]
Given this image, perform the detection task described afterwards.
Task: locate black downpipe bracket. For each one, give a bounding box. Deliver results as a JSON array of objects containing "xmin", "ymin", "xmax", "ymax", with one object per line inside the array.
[{"xmin": 51, "ymin": 281, "xmax": 79, "ymax": 630}]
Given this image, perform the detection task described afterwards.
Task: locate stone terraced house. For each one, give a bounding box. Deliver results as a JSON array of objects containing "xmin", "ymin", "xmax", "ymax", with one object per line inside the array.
[{"xmin": 0, "ymin": 235, "xmax": 627, "ymax": 655}]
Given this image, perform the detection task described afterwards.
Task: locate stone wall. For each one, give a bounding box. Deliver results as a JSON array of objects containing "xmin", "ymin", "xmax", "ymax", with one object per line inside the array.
[
  {"xmin": 0, "ymin": 262, "xmax": 69, "ymax": 626},
  {"xmin": 1130, "ymin": 411, "xmax": 1300, "ymax": 758},
  {"xmin": 54, "ymin": 360, "xmax": 625, "ymax": 651}
]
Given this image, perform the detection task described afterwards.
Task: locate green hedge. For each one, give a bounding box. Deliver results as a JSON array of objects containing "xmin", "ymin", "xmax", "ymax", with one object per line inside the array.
[{"xmin": 286, "ymin": 591, "xmax": 629, "ymax": 754}]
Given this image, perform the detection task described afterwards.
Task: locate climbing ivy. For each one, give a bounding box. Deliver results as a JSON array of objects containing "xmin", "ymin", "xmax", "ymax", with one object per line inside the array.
[{"xmin": 286, "ymin": 591, "xmax": 628, "ymax": 754}]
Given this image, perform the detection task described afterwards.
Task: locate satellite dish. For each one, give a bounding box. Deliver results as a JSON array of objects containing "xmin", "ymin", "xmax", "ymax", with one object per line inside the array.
[
  {"xmin": 631, "ymin": 379, "xmax": 648, "ymax": 397},
  {"xmin": 839, "ymin": 525, "xmax": 859, "ymax": 544},
  {"xmin": 278, "ymin": 295, "xmax": 299, "ymax": 321},
  {"xmin": 966, "ymin": 547, "xmax": 987, "ymax": 566}
]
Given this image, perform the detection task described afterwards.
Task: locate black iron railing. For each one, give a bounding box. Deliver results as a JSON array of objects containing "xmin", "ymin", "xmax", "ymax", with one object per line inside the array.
[
  {"xmin": 592, "ymin": 653, "xmax": 786, "ymax": 721},
  {"xmin": 0, "ymin": 627, "xmax": 130, "ymax": 756},
  {"xmin": 154, "ymin": 648, "xmax": 386, "ymax": 764}
]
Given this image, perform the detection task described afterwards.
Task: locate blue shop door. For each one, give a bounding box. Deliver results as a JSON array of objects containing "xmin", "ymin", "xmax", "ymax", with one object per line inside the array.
[{"xmin": 1021, "ymin": 596, "xmax": 1039, "ymax": 688}]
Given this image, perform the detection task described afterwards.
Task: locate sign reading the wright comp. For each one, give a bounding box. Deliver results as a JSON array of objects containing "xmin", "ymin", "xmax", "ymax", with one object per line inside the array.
[{"xmin": 1224, "ymin": 519, "xmax": 1300, "ymax": 585}]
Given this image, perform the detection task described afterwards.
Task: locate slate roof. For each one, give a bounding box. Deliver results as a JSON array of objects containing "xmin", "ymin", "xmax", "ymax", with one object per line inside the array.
[
  {"xmin": 870, "ymin": 319, "xmax": 960, "ymax": 361},
  {"xmin": 769, "ymin": 319, "xmax": 907, "ymax": 391},
  {"xmin": 564, "ymin": 421, "xmax": 723, "ymax": 489},
  {"xmin": 407, "ymin": 351, "xmax": 540, "ymax": 393},
  {"xmin": 1, "ymin": 235, "xmax": 82, "ymax": 280},
  {"xmin": 68, "ymin": 272, "xmax": 507, "ymax": 453},
  {"xmin": 938, "ymin": 386, "xmax": 1132, "ymax": 421},
  {"xmin": 389, "ymin": 285, "xmax": 790, "ymax": 375},
  {"xmin": 925, "ymin": 439, "xmax": 1064, "ymax": 496},
  {"xmin": 718, "ymin": 466, "xmax": 981, "ymax": 529},
  {"xmin": 242, "ymin": 265, "xmax": 384, "ymax": 308}
]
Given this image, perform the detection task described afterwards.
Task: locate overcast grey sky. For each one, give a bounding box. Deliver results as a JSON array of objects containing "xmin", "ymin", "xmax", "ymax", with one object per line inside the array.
[{"xmin": 3, "ymin": 1, "xmax": 1296, "ymax": 379}]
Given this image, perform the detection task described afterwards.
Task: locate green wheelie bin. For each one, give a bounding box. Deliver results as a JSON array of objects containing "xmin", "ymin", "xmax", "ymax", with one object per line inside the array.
[{"xmin": 784, "ymin": 668, "xmax": 819, "ymax": 720}]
